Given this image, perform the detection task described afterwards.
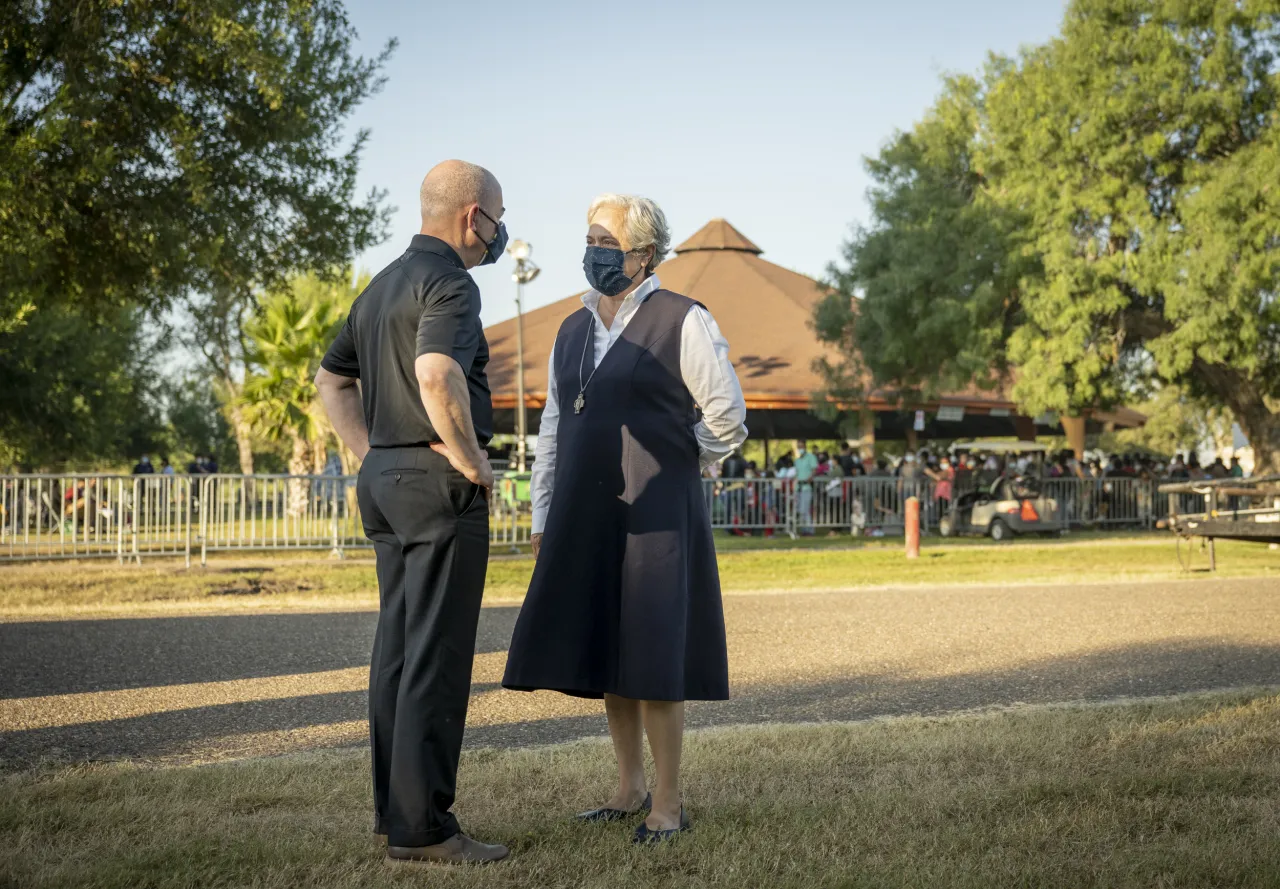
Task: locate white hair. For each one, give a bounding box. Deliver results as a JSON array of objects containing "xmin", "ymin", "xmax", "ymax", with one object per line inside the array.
[{"xmin": 586, "ymin": 193, "xmax": 671, "ymax": 271}]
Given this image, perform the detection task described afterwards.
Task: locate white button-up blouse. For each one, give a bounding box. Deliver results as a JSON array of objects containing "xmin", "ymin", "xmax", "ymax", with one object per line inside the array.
[{"xmin": 530, "ymin": 274, "xmax": 748, "ymax": 535}]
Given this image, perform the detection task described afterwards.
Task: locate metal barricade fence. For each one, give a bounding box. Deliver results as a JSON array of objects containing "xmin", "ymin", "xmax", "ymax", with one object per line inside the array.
[
  {"xmin": 705, "ymin": 478, "xmax": 793, "ymax": 536},
  {"xmin": 704, "ymin": 477, "xmax": 939, "ymax": 537},
  {"xmin": 1, "ymin": 474, "xmax": 196, "ymax": 563},
  {"xmin": 707, "ymin": 475, "xmax": 1164, "ymax": 537},
  {"xmin": 805, "ymin": 477, "xmax": 936, "ymax": 535},
  {"xmin": 489, "ymin": 477, "xmax": 531, "ymax": 549},
  {"xmin": 196, "ymin": 474, "xmax": 363, "ymax": 560},
  {"xmin": 0, "ymin": 472, "xmax": 1177, "ymax": 562},
  {"xmin": 0, "ymin": 471, "xmax": 534, "ymax": 563},
  {"xmin": 1041, "ymin": 477, "xmax": 1156, "ymax": 528}
]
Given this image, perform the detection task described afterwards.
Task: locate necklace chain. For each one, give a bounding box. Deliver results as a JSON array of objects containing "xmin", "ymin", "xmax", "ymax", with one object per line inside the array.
[{"xmin": 574, "ymin": 315, "xmax": 598, "ymax": 414}]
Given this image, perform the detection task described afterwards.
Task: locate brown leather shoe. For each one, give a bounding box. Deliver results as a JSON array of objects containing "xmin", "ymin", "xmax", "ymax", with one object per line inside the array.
[{"xmin": 387, "ymin": 833, "xmax": 510, "ymax": 864}]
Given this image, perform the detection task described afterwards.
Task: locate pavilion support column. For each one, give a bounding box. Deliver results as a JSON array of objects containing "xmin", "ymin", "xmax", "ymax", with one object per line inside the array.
[
  {"xmin": 1062, "ymin": 415, "xmax": 1086, "ymax": 459},
  {"xmin": 906, "ymin": 427, "xmax": 919, "ymax": 452},
  {"xmin": 856, "ymin": 411, "xmax": 876, "ymax": 460},
  {"xmin": 1013, "ymin": 415, "xmax": 1037, "ymax": 442}
]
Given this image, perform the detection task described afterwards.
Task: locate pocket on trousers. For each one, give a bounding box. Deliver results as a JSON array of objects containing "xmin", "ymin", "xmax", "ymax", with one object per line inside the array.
[
  {"xmin": 380, "ymin": 468, "xmax": 428, "ymax": 480},
  {"xmin": 457, "ymin": 482, "xmax": 485, "ymax": 516},
  {"xmin": 443, "ymin": 469, "xmax": 485, "ymax": 517}
]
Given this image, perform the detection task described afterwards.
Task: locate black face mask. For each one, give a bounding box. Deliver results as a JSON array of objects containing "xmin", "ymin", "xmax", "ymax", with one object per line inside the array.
[
  {"xmin": 474, "ymin": 208, "xmax": 508, "ymax": 266},
  {"xmin": 583, "ymin": 246, "xmax": 646, "ymax": 296}
]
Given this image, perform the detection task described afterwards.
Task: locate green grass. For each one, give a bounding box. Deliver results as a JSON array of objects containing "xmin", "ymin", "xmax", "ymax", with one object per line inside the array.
[
  {"xmin": 3, "ymin": 690, "xmax": 1277, "ymax": 888},
  {"xmin": 1, "ymin": 535, "xmax": 1276, "ymax": 618},
  {"xmin": 708, "ymin": 535, "xmax": 1278, "ymax": 590},
  {"xmin": 709, "ymin": 527, "xmax": 1159, "ymax": 550}
]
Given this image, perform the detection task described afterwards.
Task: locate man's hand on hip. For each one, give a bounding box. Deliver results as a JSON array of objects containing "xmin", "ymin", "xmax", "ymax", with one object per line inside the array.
[{"xmin": 430, "ymin": 442, "xmax": 494, "ymax": 491}]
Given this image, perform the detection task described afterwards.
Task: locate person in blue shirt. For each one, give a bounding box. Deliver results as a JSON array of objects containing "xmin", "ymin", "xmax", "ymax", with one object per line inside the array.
[{"xmin": 793, "ymin": 441, "xmax": 819, "ymax": 535}]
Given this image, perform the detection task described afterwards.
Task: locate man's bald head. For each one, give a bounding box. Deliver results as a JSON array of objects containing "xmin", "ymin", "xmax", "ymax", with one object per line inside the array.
[{"xmin": 419, "ymin": 160, "xmax": 501, "ymax": 223}]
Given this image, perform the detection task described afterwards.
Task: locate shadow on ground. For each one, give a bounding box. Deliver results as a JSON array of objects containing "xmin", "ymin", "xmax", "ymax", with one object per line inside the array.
[
  {"xmin": 2, "ymin": 604, "xmax": 1278, "ymax": 766},
  {"xmin": 0, "ymin": 608, "xmax": 521, "ymax": 698}
]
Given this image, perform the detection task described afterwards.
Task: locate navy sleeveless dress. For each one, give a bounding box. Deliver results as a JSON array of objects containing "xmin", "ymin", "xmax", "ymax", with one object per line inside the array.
[{"xmin": 501, "ymin": 289, "xmax": 730, "ymax": 702}]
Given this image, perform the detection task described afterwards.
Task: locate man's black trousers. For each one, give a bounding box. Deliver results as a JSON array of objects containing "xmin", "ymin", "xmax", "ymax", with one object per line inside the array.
[{"xmin": 357, "ymin": 446, "xmax": 489, "ymax": 847}]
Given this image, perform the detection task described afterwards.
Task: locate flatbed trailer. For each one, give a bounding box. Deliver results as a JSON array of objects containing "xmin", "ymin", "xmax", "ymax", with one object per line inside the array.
[{"xmin": 1157, "ymin": 474, "xmax": 1280, "ymax": 569}]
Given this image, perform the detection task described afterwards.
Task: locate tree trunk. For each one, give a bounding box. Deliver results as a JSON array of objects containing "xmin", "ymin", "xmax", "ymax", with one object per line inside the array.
[
  {"xmin": 224, "ymin": 387, "xmax": 255, "ymax": 475},
  {"xmin": 1192, "ymin": 360, "xmax": 1280, "ymax": 474},
  {"xmin": 312, "ymin": 437, "xmax": 327, "ymax": 475},
  {"xmin": 337, "ymin": 441, "xmax": 358, "ymax": 476},
  {"xmin": 196, "ymin": 296, "xmax": 256, "ymax": 476},
  {"xmin": 1234, "ymin": 401, "xmax": 1280, "ymax": 475},
  {"xmin": 310, "ymin": 410, "xmax": 334, "ymax": 475},
  {"xmin": 287, "ymin": 435, "xmax": 310, "ymax": 517}
]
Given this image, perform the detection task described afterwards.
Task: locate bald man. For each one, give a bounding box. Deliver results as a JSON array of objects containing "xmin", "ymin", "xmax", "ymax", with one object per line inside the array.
[{"xmin": 317, "ymin": 160, "xmax": 509, "ymax": 864}]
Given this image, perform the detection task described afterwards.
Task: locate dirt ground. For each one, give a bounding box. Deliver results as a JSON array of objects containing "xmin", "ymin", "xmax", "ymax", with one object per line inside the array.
[{"xmin": 3, "ymin": 574, "xmax": 1278, "ymax": 768}]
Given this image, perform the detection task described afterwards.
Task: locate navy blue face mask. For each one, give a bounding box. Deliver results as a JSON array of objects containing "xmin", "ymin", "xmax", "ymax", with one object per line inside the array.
[
  {"xmin": 583, "ymin": 246, "xmax": 646, "ymax": 296},
  {"xmin": 474, "ymin": 208, "xmax": 508, "ymax": 266}
]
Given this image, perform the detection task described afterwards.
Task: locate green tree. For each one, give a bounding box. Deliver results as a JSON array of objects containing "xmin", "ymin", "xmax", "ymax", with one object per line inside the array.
[
  {"xmin": 1100, "ymin": 385, "xmax": 1233, "ymax": 459},
  {"xmin": 813, "ymin": 76, "xmax": 1031, "ymax": 426},
  {"xmin": 819, "ymin": 0, "xmax": 1280, "ymax": 471},
  {"xmin": 1, "ymin": 0, "xmax": 392, "ymax": 328},
  {"xmin": 1, "ymin": 0, "xmax": 393, "ymax": 469},
  {"xmin": 988, "ymin": 0, "xmax": 1280, "ymax": 469},
  {"xmin": 182, "ymin": 284, "xmax": 267, "ymax": 474},
  {"xmin": 239, "ymin": 271, "xmax": 363, "ymax": 509},
  {"xmin": 0, "ymin": 304, "xmax": 166, "ymax": 469},
  {"xmin": 159, "ymin": 375, "xmax": 238, "ymax": 470}
]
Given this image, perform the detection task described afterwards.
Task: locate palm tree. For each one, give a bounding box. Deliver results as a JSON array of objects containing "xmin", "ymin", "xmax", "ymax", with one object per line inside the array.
[{"xmin": 240, "ymin": 271, "xmax": 364, "ymax": 514}]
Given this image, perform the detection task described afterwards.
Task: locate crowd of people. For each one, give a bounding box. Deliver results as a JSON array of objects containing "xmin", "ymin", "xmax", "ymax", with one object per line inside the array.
[
  {"xmin": 702, "ymin": 440, "xmax": 1252, "ymax": 536},
  {"xmin": 707, "ymin": 441, "xmax": 935, "ymax": 537},
  {"xmin": 119, "ymin": 442, "xmax": 1250, "ymax": 493},
  {"xmin": 130, "ymin": 454, "xmax": 221, "ymax": 476},
  {"xmin": 707, "ymin": 443, "xmax": 1249, "ymax": 486}
]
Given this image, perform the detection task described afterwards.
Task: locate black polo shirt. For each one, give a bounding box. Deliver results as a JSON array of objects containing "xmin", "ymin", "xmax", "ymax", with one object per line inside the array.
[{"xmin": 321, "ymin": 235, "xmax": 492, "ymax": 447}]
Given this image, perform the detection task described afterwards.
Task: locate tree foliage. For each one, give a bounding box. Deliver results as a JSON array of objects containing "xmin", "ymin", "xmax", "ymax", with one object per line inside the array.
[
  {"xmin": 158, "ymin": 374, "xmax": 238, "ymax": 469},
  {"xmin": 817, "ymin": 0, "xmax": 1280, "ymax": 470},
  {"xmin": 814, "ymin": 76, "xmax": 1033, "ymax": 413},
  {"xmin": 0, "ymin": 0, "xmax": 392, "ymax": 468},
  {"xmin": 240, "ymin": 270, "xmax": 364, "ymax": 481},
  {"xmin": 1, "ymin": 0, "xmax": 393, "ymax": 328},
  {"xmin": 1100, "ymin": 385, "xmax": 1235, "ymax": 459},
  {"xmin": 0, "ymin": 304, "xmax": 166, "ymax": 468}
]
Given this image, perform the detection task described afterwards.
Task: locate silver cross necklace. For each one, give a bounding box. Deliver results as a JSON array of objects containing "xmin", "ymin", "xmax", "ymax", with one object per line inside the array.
[{"xmin": 574, "ymin": 315, "xmax": 599, "ymax": 414}]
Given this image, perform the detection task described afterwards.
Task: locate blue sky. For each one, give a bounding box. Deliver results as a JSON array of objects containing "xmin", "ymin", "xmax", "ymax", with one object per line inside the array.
[{"xmin": 343, "ymin": 0, "xmax": 1066, "ymax": 327}]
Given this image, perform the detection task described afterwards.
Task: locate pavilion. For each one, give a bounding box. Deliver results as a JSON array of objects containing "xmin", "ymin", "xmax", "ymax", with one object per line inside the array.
[{"xmin": 483, "ymin": 219, "xmax": 1142, "ymax": 458}]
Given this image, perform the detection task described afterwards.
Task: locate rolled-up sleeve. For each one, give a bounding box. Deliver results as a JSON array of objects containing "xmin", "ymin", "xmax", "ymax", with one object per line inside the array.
[
  {"xmin": 416, "ymin": 272, "xmax": 480, "ymax": 369},
  {"xmin": 320, "ymin": 316, "xmax": 361, "ymax": 377},
  {"xmin": 530, "ymin": 343, "xmax": 560, "ymax": 535},
  {"xmin": 681, "ymin": 306, "xmax": 748, "ymax": 470}
]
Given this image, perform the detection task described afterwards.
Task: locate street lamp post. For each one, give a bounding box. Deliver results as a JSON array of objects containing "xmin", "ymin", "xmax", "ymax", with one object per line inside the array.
[{"xmin": 506, "ymin": 239, "xmax": 540, "ymax": 472}]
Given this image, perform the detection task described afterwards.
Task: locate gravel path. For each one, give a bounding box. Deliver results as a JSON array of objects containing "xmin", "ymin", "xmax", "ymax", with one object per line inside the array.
[{"xmin": 2, "ymin": 576, "xmax": 1278, "ymax": 768}]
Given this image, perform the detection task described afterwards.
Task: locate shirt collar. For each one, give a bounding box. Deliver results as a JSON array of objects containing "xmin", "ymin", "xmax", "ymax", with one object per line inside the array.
[
  {"xmin": 581, "ymin": 273, "xmax": 661, "ymax": 312},
  {"xmin": 408, "ymin": 234, "xmax": 465, "ymax": 269}
]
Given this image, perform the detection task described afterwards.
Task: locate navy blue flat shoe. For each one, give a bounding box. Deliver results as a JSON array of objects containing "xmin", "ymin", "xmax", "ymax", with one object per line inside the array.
[
  {"xmin": 633, "ymin": 807, "xmax": 691, "ymax": 844},
  {"xmin": 575, "ymin": 793, "xmax": 652, "ymax": 823}
]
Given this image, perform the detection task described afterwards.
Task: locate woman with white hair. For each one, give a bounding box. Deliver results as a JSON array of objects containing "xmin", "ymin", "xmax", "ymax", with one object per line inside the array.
[{"xmin": 502, "ymin": 194, "xmax": 747, "ymax": 843}]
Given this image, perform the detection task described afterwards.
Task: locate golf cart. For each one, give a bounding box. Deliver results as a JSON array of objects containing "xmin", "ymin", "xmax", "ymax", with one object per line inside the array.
[{"xmin": 938, "ymin": 441, "xmax": 1066, "ymax": 541}]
